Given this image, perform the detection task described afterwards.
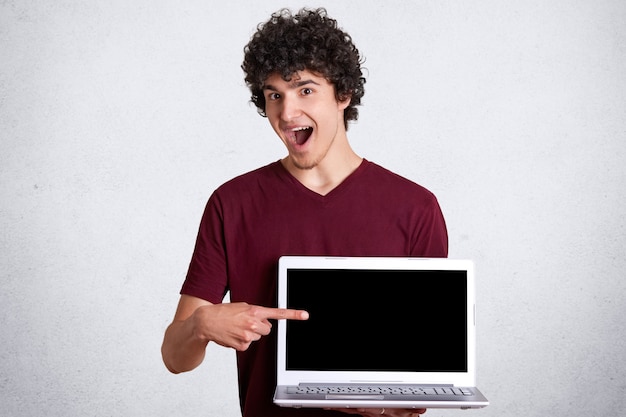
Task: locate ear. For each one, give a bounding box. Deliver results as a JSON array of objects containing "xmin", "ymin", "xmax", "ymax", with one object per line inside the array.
[{"xmin": 337, "ymin": 92, "xmax": 352, "ymax": 111}]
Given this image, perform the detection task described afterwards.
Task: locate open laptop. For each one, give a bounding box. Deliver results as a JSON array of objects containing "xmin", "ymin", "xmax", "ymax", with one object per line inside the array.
[{"xmin": 273, "ymin": 256, "xmax": 489, "ymax": 410}]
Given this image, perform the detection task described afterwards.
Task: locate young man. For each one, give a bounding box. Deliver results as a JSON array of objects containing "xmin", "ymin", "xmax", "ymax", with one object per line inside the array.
[{"xmin": 162, "ymin": 8, "xmax": 447, "ymax": 417}]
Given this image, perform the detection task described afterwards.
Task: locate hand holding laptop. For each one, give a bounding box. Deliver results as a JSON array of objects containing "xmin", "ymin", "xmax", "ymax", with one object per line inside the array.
[{"xmin": 328, "ymin": 406, "xmax": 427, "ymax": 417}]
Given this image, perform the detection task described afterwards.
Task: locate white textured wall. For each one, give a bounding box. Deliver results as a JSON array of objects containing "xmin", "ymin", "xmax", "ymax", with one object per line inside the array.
[{"xmin": 1, "ymin": 1, "xmax": 625, "ymax": 416}]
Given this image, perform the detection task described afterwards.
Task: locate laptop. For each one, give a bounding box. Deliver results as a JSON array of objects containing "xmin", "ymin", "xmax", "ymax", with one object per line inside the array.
[{"xmin": 273, "ymin": 256, "xmax": 489, "ymax": 410}]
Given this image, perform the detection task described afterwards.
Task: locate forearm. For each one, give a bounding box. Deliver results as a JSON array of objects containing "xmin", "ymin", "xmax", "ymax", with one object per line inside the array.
[
  {"xmin": 161, "ymin": 317, "xmax": 209, "ymax": 374},
  {"xmin": 161, "ymin": 298, "xmax": 303, "ymax": 373}
]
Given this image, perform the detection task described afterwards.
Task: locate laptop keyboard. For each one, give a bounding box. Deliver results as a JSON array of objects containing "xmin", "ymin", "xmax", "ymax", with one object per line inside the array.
[{"xmin": 288, "ymin": 386, "xmax": 474, "ymax": 396}]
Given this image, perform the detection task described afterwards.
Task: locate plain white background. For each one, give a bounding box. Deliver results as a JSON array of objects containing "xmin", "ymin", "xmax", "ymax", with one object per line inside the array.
[{"xmin": 1, "ymin": 1, "xmax": 625, "ymax": 416}]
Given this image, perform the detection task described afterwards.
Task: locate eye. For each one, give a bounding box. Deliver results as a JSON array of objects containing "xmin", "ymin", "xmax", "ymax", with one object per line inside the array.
[
  {"xmin": 301, "ymin": 88, "xmax": 313, "ymax": 96},
  {"xmin": 265, "ymin": 91, "xmax": 280, "ymax": 101}
]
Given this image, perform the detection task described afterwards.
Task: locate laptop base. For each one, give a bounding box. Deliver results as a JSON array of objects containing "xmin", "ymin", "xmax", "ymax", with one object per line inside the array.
[{"xmin": 274, "ymin": 384, "xmax": 489, "ymax": 409}]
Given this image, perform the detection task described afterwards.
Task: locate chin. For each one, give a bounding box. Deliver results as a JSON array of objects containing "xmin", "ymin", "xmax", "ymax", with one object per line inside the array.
[{"xmin": 289, "ymin": 155, "xmax": 320, "ymax": 171}]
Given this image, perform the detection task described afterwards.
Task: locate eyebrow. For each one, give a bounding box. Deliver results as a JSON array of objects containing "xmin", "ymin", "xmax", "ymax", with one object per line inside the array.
[{"xmin": 263, "ymin": 79, "xmax": 321, "ymax": 91}]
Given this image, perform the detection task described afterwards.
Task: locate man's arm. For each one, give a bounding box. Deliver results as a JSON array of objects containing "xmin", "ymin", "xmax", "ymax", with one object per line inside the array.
[
  {"xmin": 161, "ymin": 294, "xmax": 309, "ymax": 373},
  {"xmin": 161, "ymin": 295, "xmax": 213, "ymax": 373}
]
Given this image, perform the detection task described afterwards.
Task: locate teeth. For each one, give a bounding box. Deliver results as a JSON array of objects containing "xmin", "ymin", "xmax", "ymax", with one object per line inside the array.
[{"xmin": 291, "ymin": 127, "xmax": 311, "ymax": 131}]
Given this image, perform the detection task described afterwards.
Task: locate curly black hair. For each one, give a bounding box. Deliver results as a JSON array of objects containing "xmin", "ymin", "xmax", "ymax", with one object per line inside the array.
[{"xmin": 242, "ymin": 8, "xmax": 366, "ymax": 129}]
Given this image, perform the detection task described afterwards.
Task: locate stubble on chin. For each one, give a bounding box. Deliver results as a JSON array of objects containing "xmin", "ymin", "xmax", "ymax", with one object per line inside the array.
[
  {"xmin": 291, "ymin": 158, "xmax": 318, "ymax": 171},
  {"xmin": 289, "ymin": 136, "xmax": 336, "ymax": 171}
]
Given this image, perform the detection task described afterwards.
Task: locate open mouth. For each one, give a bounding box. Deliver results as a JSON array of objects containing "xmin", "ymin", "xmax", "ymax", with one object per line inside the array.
[{"xmin": 288, "ymin": 126, "xmax": 313, "ymax": 145}]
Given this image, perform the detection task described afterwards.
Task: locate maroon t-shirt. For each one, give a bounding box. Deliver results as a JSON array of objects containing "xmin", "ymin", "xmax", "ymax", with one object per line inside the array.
[{"xmin": 181, "ymin": 159, "xmax": 448, "ymax": 417}]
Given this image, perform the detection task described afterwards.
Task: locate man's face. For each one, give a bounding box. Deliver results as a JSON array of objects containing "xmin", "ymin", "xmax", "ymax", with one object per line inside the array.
[{"xmin": 262, "ymin": 70, "xmax": 350, "ymax": 171}]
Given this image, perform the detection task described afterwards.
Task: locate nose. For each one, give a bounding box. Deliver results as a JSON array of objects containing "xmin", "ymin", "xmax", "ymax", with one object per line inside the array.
[{"xmin": 279, "ymin": 94, "xmax": 301, "ymax": 121}]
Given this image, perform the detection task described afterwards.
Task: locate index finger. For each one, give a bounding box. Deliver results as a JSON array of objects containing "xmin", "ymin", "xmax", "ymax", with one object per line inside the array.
[{"xmin": 260, "ymin": 307, "xmax": 309, "ymax": 321}]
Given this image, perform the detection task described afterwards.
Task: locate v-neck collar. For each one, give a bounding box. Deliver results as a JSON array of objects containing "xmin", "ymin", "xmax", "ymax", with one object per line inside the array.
[{"xmin": 274, "ymin": 158, "xmax": 369, "ymax": 202}]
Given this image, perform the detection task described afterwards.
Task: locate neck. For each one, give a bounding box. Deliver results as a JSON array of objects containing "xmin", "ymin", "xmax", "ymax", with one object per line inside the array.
[{"xmin": 282, "ymin": 137, "xmax": 363, "ymax": 196}]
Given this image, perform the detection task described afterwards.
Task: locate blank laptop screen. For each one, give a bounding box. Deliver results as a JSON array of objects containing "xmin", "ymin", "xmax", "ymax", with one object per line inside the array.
[{"xmin": 285, "ymin": 269, "xmax": 468, "ymax": 373}]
